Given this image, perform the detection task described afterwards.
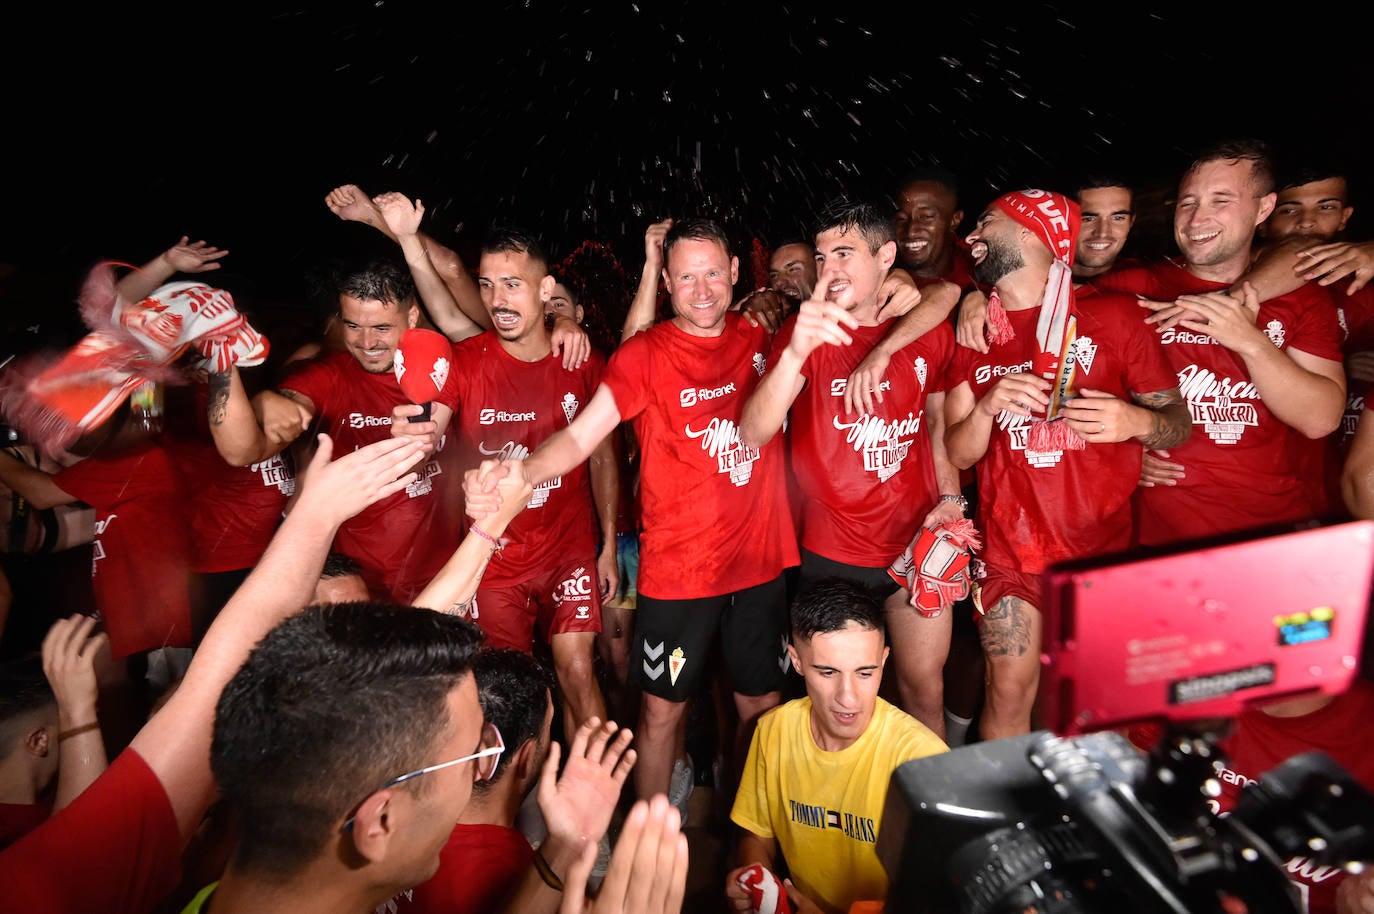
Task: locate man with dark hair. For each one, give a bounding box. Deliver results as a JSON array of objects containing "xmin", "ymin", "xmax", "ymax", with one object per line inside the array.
[
  {"xmin": 313, "ymin": 551, "xmax": 370, "ymax": 604},
  {"xmin": 1074, "ymin": 174, "xmax": 1139, "ymax": 282},
  {"xmin": 892, "ymin": 166, "xmax": 975, "ymax": 291},
  {"xmin": 206, "ymin": 259, "xmax": 459, "ymax": 604},
  {"xmin": 945, "ymin": 188, "xmax": 1190, "ymax": 739},
  {"xmin": 467, "ymin": 216, "xmax": 800, "ymax": 811},
  {"xmin": 740, "ymin": 196, "xmax": 964, "ymax": 738},
  {"xmin": 1097, "ymin": 139, "xmax": 1346, "ymax": 547},
  {"xmin": 403, "ymin": 649, "xmax": 638, "ymax": 914},
  {"xmin": 725, "ymin": 576, "xmax": 946, "ymax": 914},
  {"xmin": 436, "ymin": 225, "xmax": 617, "ymax": 736},
  {"xmin": 207, "ymin": 602, "xmax": 489, "ymax": 908}
]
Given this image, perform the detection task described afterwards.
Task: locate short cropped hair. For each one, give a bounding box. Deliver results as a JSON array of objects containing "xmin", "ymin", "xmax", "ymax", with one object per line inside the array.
[
  {"xmin": 211, "ymin": 602, "xmax": 484, "ymax": 878},
  {"xmin": 896, "ymin": 165, "xmax": 960, "ymax": 199},
  {"xmin": 472, "ymin": 648, "xmax": 555, "ymax": 789},
  {"xmin": 336, "ymin": 259, "xmax": 417, "ymax": 310},
  {"xmin": 663, "ymin": 217, "xmax": 733, "ymax": 264},
  {"xmin": 320, "ymin": 551, "xmax": 363, "ymax": 581},
  {"xmin": 1186, "ymin": 138, "xmax": 1275, "ymax": 197},
  {"xmin": 811, "ymin": 197, "xmax": 896, "ymax": 253},
  {"xmin": 0, "ymin": 654, "xmax": 55, "ymax": 756},
  {"xmin": 791, "ymin": 577, "xmax": 886, "ymax": 643},
  {"xmin": 1075, "ymin": 174, "xmax": 1135, "ymax": 202},
  {"xmin": 482, "ymin": 226, "xmax": 550, "ymax": 273}
]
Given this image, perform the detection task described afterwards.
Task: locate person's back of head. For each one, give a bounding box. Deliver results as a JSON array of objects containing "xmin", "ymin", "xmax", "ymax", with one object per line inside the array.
[
  {"xmin": 810, "ymin": 197, "xmax": 897, "ymax": 254},
  {"xmin": 313, "ymin": 551, "xmax": 370, "ymax": 605},
  {"xmin": 210, "ymin": 602, "xmax": 484, "ymax": 882},
  {"xmin": 0, "ymin": 654, "xmax": 57, "ymax": 783},
  {"xmin": 791, "ymin": 577, "xmax": 886, "ymax": 644},
  {"xmin": 471, "ymin": 648, "xmax": 555, "ymax": 795}
]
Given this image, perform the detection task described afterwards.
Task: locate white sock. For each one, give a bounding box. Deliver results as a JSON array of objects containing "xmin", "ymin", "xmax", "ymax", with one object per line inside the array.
[{"xmin": 944, "ymin": 709, "xmax": 973, "ymax": 747}]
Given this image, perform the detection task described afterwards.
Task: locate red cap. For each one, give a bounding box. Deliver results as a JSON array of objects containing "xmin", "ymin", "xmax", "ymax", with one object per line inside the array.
[{"xmin": 993, "ymin": 190, "xmax": 1081, "ymax": 266}]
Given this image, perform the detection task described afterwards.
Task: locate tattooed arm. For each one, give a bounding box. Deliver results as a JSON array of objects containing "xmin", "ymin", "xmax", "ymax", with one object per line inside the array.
[
  {"xmin": 206, "ymin": 367, "xmax": 314, "ymax": 467},
  {"xmin": 1057, "ymin": 386, "xmax": 1191, "ymax": 449},
  {"xmin": 1128, "ymin": 388, "xmax": 1191, "ymax": 450}
]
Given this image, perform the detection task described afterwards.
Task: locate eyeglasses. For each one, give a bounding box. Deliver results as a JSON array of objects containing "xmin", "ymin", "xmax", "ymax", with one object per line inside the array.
[{"xmin": 342, "ymin": 721, "xmax": 504, "ymax": 832}]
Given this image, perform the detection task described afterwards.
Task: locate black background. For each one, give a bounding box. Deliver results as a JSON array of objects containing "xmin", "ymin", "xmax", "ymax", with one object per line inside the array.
[{"xmin": 3, "ymin": 2, "xmax": 1371, "ymax": 348}]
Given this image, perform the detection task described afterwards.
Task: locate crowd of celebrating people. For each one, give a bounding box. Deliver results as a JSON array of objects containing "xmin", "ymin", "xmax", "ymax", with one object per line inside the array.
[{"xmin": 1, "ymin": 136, "xmax": 1372, "ymax": 914}]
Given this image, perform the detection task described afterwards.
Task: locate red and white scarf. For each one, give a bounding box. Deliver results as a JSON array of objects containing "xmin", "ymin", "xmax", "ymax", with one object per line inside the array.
[{"xmin": 982, "ymin": 189, "xmax": 1084, "ymax": 452}]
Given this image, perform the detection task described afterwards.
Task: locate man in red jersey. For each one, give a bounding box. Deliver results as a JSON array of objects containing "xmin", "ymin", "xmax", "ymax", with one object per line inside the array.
[
  {"xmin": 1096, "ymin": 139, "xmax": 1346, "ymax": 547},
  {"xmin": 739, "ymin": 196, "xmax": 964, "ymax": 739},
  {"xmin": 944, "ymin": 188, "xmax": 1190, "ymax": 739},
  {"xmin": 206, "ymin": 260, "xmax": 459, "ymax": 603},
  {"xmin": 465, "ymin": 217, "xmax": 800, "ymax": 808},
  {"xmin": 437, "ymin": 226, "xmax": 615, "ymax": 734}
]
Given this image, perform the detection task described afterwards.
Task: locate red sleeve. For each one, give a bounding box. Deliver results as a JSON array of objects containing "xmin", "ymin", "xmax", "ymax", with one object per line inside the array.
[
  {"xmin": 600, "ymin": 332, "xmax": 654, "ymax": 420},
  {"xmin": 0, "ymin": 749, "xmax": 183, "ymax": 914}
]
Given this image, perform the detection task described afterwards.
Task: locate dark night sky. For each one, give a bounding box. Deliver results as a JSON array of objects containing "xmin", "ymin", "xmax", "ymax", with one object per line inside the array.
[{"xmin": 3, "ymin": 2, "xmax": 1370, "ymax": 346}]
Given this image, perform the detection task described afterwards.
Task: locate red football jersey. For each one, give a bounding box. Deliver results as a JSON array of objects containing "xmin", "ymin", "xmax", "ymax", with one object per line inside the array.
[
  {"xmin": 281, "ymin": 350, "xmax": 458, "ymax": 602},
  {"xmin": 53, "ymin": 442, "xmax": 192, "ymax": 658},
  {"xmin": 771, "ymin": 315, "xmax": 954, "ymax": 565},
  {"xmin": 945, "ymin": 287, "xmax": 1177, "ymax": 574},
  {"xmin": 443, "ymin": 333, "xmax": 606, "ymax": 586},
  {"xmin": 1099, "ymin": 261, "xmax": 1344, "ymax": 546},
  {"xmin": 601, "ymin": 314, "xmax": 799, "ymax": 599}
]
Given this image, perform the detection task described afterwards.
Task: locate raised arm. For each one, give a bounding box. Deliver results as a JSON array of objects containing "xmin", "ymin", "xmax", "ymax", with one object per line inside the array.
[
  {"xmin": 622, "ymin": 219, "xmax": 672, "ymax": 343},
  {"xmin": 41, "ymin": 614, "xmax": 109, "ymax": 810},
  {"xmin": 739, "ymin": 291, "xmax": 858, "ymax": 449},
  {"xmin": 376, "ymin": 192, "xmax": 483, "ymax": 343},
  {"xmin": 131, "ymin": 434, "xmax": 426, "ymax": 840},
  {"xmin": 114, "ymin": 236, "xmax": 229, "ymax": 304},
  {"xmin": 326, "ymin": 184, "xmax": 489, "ymax": 329}
]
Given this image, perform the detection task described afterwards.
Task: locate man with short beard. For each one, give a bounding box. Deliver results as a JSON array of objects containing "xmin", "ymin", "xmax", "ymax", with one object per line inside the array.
[
  {"xmin": 944, "ymin": 188, "xmax": 1189, "ymax": 739},
  {"xmin": 1096, "ymin": 139, "xmax": 1346, "ymax": 547}
]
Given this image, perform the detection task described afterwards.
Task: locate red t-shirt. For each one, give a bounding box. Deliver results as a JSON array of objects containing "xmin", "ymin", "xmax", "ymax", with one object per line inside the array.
[
  {"xmin": 52, "ymin": 443, "xmax": 192, "ymax": 658},
  {"xmin": 1213, "ymin": 679, "xmax": 1374, "ymax": 914},
  {"xmin": 601, "ymin": 314, "xmax": 799, "ymax": 599},
  {"xmin": 281, "ymin": 351, "xmax": 458, "ymax": 602},
  {"xmin": 0, "ymin": 749, "xmax": 183, "ymax": 914},
  {"xmin": 399, "ymin": 822, "xmax": 534, "ymax": 914},
  {"xmin": 441, "ymin": 333, "xmax": 605, "ymax": 586},
  {"xmin": 1099, "ymin": 261, "xmax": 1344, "ymax": 546},
  {"xmin": 163, "ymin": 384, "xmax": 294, "ymax": 573},
  {"xmin": 0, "ymin": 799, "xmax": 50, "ymax": 850},
  {"xmin": 770, "ymin": 315, "xmax": 955, "ymax": 565},
  {"xmin": 945, "ymin": 287, "xmax": 1177, "ymax": 574}
]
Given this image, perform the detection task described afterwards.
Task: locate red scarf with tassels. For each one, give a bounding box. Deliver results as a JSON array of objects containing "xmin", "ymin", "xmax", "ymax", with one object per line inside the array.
[{"xmin": 982, "ymin": 190, "xmax": 1084, "ymax": 452}]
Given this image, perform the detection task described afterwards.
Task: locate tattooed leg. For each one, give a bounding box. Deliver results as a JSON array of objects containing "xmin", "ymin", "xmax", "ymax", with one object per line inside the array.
[{"xmin": 978, "ymin": 594, "xmax": 1043, "ymax": 740}]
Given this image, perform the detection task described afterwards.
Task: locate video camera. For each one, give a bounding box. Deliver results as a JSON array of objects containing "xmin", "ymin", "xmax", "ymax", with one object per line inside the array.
[{"xmin": 877, "ymin": 520, "xmax": 1374, "ymax": 914}]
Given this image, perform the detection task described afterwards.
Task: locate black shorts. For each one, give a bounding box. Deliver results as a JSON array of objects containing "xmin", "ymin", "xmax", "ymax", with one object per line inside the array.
[
  {"xmin": 797, "ymin": 548, "xmax": 900, "ymax": 601},
  {"xmin": 633, "ymin": 574, "xmax": 789, "ymax": 701}
]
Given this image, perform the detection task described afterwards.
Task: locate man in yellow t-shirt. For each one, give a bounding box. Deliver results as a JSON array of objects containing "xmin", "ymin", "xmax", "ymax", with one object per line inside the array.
[{"xmin": 725, "ymin": 577, "xmax": 949, "ymax": 914}]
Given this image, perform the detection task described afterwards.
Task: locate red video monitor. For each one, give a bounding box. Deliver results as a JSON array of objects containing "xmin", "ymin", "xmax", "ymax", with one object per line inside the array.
[{"xmin": 1039, "ymin": 520, "xmax": 1374, "ymax": 735}]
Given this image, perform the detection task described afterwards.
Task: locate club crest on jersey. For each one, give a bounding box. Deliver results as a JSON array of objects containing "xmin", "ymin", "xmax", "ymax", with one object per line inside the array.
[
  {"xmin": 668, "ymin": 647, "xmax": 687, "ymax": 685},
  {"xmin": 561, "ymin": 392, "xmax": 579, "ymax": 424},
  {"xmin": 1072, "ymin": 336, "xmax": 1097, "ymax": 375},
  {"xmin": 1263, "ymin": 319, "xmax": 1286, "ymax": 348},
  {"xmin": 914, "ymin": 356, "xmax": 928, "ymax": 388},
  {"xmin": 753, "ymin": 352, "xmax": 768, "ymax": 376}
]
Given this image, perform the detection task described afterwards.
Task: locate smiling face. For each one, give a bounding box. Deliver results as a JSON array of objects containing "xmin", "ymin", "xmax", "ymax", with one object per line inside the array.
[
  {"xmin": 1261, "ymin": 177, "xmax": 1353, "ymax": 243},
  {"xmin": 768, "ymin": 242, "xmax": 818, "ymax": 300},
  {"xmin": 1075, "ymin": 185, "xmax": 1135, "ymax": 277},
  {"xmin": 664, "ymin": 237, "xmax": 739, "ymax": 338},
  {"xmin": 478, "ymin": 249, "xmax": 554, "ymax": 348},
  {"xmin": 788, "ymin": 622, "xmax": 888, "ymax": 752},
  {"xmin": 1173, "ymin": 158, "xmax": 1275, "ymax": 282},
  {"xmin": 966, "ymin": 207, "xmax": 1027, "ymax": 288},
  {"xmin": 894, "ymin": 180, "xmax": 962, "ymax": 276},
  {"xmin": 338, "ymin": 295, "xmax": 419, "ymax": 374},
  {"xmin": 545, "ymin": 282, "xmax": 584, "ymax": 324},
  {"xmin": 814, "ymin": 225, "xmax": 895, "ymax": 322}
]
